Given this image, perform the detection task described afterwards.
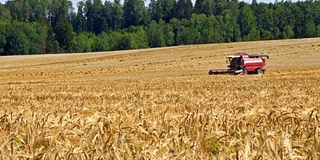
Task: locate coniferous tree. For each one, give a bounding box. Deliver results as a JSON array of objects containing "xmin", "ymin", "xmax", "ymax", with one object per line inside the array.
[
  {"xmin": 149, "ymin": 0, "xmax": 175, "ymax": 22},
  {"xmin": 73, "ymin": 1, "xmax": 86, "ymax": 33},
  {"xmin": 123, "ymin": 0, "xmax": 150, "ymax": 28},
  {"xmin": 194, "ymin": 0, "xmax": 215, "ymax": 16},
  {"xmin": 111, "ymin": 0, "xmax": 123, "ymax": 30},
  {"xmin": 54, "ymin": 19, "xmax": 75, "ymax": 52},
  {"xmin": 238, "ymin": 3, "xmax": 256, "ymax": 38},
  {"xmin": 91, "ymin": 0, "xmax": 104, "ymax": 34},
  {"xmin": 174, "ymin": 0, "xmax": 193, "ymax": 20}
]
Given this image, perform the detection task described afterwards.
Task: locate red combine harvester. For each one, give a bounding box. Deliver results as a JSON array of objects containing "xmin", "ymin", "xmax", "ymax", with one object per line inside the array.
[{"xmin": 208, "ymin": 53, "xmax": 269, "ymax": 75}]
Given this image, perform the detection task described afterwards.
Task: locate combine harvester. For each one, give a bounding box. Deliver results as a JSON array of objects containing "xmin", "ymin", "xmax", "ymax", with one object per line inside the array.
[{"xmin": 208, "ymin": 53, "xmax": 269, "ymax": 75}]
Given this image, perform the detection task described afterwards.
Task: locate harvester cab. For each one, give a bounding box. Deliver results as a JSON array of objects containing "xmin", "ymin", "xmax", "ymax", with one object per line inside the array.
[
  {"xmin": 208, "ymin": 53, "xmax": 269, "ymax": 75},
  {"xmin": 226, "ymin": 55, "xmax": 242, "ymax": 70}
]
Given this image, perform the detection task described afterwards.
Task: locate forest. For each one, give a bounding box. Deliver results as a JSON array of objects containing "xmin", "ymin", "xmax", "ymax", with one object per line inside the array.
[{"xmin": 0, "ymin": 0, "xmax": 319, "ymax": 55}]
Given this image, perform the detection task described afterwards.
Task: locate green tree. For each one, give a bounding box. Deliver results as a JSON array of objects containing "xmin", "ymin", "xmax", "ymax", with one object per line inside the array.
[
  {"xmin": 317, "ymin": 25, "xmax": 320, "ymax": 37},
  {"xmin": 194, "ymin": 0, "xmax": 214, "ymax": 16},
  {"xmin": 5, "ymin": 0, "xmax": 26, "ymax": 21},
  {"xmin": 102, "ymin": 1, "xmax": 113, "ymax": 31},
  {"xmin": 244, "ymin": 27, "xmax": 260, "ymax": 41},
  {"xmin": 1, "ymin": 0, "xmax": 320, "ymax": 54},
  {"xmin": 85, "ymin": 0, "xmax": 94, "ymax": 32},
  {"xmin": 282, "ymin": 25, "xmax": 294, "ymax": 39},
  {"xmin": 314, "ymin": 1, "xmax": 320, "ymax": 25},
  {"xmin": 0, "ymin": 21, "xmax": 48, "ymax": 55},
  {"xmin": 174, "ymin": 0, "xmax": 193, "ymax": 20},
  {"xmin": 146, "ymin": 20, "xmax": 165, "ymax": 47},
  {"xmin": 273, "ymin": 27, "xmax": 282, "ymax": 39},
  {"xmin": 149, "ymin": 0, "xmax": 175, "ymax": 22},
  {"xmin": 190, "ymin": 14, "xmax": 207, "ymax": 44},
  {"xmin": 291, "ymin": 3, "xmax": 304, "ymax": 38},
  {"xmin": 116, "ymin": 26, "xmax": 148, "ymax": 50},
  {"xmin": 160, "ymin": 0, "xmax": 175, "ymax": 22},
  {"xmin": 261, "ymin": 30, "xmax": 273, "ymax": 40},
  {"xmin": 49, "ymin": 0, "xmax": 73, "ymax": 28},
  {"xmin": 111, "ymin": 0, "xmax": 123, "ymax": 30},
  {"xmin": 180, "ymin": 18, "xmax": 201, "ymax": 44},
  {"xmin": 4, "ymin": 0, "xmax": 50, "ymax": 24},
  {"xmin": 0, "ymin": 4, "xmax": 12, "ymax": 21},
  {"xmin": 207, "ymin": 15, "xmax": 223, "ymax": 43},
  {"xmin": 28, "ymin": 22, "xmax": 48, "ymax": 54},
  {"xmin": 4, "ymin": 23, "xmax": 30, "ymax": 55},
  {"xmin": 194, "ymin": 0, "xmax": 204, "ymax": 14},
  {"xmin": 24, "ymin": 0, "xmax": 49, "ymax": 22},
  {"xmin": 92, "ymin": 32, "xmax": 110, "ymax": 51},
  {"xmin": 170, "ymin": 18, "xmax": 184, "ymax": 45},
  {"xmin": 238, "ymin": 3, "xmax": 256, "ymax": 38},
  {"xmin": 214, "ymin": 0, "xmax": 228, "ymax": 16},
  {"xmin": 0, "ymin": 22, "xmax": 8, "ymax": 54},
  {"xmin": 128, "ymin": 26, "xmax": 149, "ymax": 48},
  {"xmin": 220, "ymin": 11, "xmax": 241, "ymax": 42},
  {"xmin": 162, "ymin": 22, "xmax": 174, "ymax": 46},
  {"xmin": 45, "ymin": 28, "xmax": 61, "ymax": 53},
  {"xmin": 255, "ymin": 3, "xmax": 274, "ymax": 34},
  {"xmin": 72, "ymin": 32, "xmax": 94, "ymax": 52},
  {"xmin": 92, "ymin": 0, "xmax": 105, "ymax": 34},
  {"xmin": 73, "ymin": 1, "xmax": 86, "ymax": 33},
  {"xmin": 109, "ymin": 31, "xmax": 123, "ymax": 50},
  {"xmin": 149, "ymin": 0, "xmax": 162, "ymax": 22},
  {"xmin": 305, "ymin": 19, "xmax": 316, "ymax": 37},
  {"xmin": 54, "ymin": 19, "xmax": 76, "ymax": 52},
  {"xmin": 83, "ymin": 0, "xmax": 106, "ymax": 34},
  {"xmin": 182, "ymin": 26, "xmax": 201, "ymax": 44},
  {"xmin": 123, "ymin": 0, "xmax": 150, "ymax": 28},
  {"xmin": 117, "ymin": 33, "xmax": 135, "ymax": 50},
  {"xmin": 273, "ymin": 2, "xmax": 287, "ymax": 35}
]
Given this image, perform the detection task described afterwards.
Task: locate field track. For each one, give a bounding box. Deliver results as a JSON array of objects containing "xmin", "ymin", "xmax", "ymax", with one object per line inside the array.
[{"xmin": 0, "ymin": 38, "xmax": 319, "ymax": 159}]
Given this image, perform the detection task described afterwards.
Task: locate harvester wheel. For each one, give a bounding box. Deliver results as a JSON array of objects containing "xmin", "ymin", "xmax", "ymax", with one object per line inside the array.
[
  {"xmin": 256, "ymin": 68, "xmax": 264, "ymax": 75},
  {"xmin": 243, "ymin": 68, "xmax": 248, "ymax": 75}
]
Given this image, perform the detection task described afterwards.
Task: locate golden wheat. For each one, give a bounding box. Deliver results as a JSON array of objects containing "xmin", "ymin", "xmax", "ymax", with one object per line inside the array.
[{"xmin": 0, "ymin": 38, "xmax": 320, "ymax": 159}]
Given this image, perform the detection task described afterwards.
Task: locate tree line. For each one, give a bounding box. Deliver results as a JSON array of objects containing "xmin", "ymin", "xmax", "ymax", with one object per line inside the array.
[{"xmin": 0, "ymin": 0, "xmax": 320, "ymax": 55}]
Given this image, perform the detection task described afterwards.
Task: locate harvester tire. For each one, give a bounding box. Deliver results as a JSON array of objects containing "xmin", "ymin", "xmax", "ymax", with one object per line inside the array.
[
  {"xmin": 256, "ymin": 68, "xmax": 264, "ymax": 75},
  {"xmin": 243, "ymin": 68, "xmax": 248, "ymax": 75}
]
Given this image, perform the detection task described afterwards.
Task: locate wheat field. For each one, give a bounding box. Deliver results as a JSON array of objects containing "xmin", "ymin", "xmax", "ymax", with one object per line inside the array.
[{"xmin": 0, "ymin": 38, "xmax": 320, "ymax": 159}]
